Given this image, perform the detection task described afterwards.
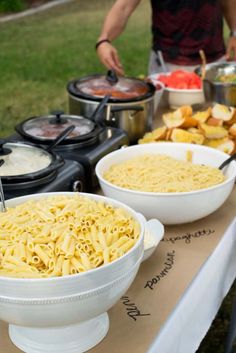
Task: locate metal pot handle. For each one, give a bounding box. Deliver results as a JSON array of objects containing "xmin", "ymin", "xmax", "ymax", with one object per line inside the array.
[
  {"xmin": 103, "ymin": 105, "xmax": 144, "ymax": 128},
  {"xmin": 110, "ymin": 105, "xmax": 144, "ymax": 113}
]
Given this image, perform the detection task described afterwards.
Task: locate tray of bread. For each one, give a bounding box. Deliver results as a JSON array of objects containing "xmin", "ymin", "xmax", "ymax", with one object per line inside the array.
[{"xmin": 139, "ymin": 103, "xmax": 236, "ymax": 155}]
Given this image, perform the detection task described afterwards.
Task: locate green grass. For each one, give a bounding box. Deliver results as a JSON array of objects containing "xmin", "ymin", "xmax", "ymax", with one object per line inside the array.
[
  {"xmin": 0, "ymin": 0, "xmax": 26, "ymax": 13},
  {"xmin": 0, "ymin": 0, "xmax": 151, "ymax": 136},
  {"xmin": 0, "ymin": 1, "xmax": 230, "ymax": 137}
]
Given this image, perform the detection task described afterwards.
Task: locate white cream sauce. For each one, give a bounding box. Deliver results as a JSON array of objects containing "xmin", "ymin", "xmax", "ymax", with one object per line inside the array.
[{"xmin": 0, "ymin": 146, "xmax": 51, "ymax": 176}]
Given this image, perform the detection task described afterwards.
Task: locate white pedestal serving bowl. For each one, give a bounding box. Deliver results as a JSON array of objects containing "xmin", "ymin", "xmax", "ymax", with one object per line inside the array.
[{"xmin": 0, "ymin": 192, "xmax": 164, "ymax": 353}]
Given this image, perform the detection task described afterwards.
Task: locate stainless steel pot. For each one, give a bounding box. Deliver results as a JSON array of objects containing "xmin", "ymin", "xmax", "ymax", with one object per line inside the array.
[
  {"xmin": 68, "ymin": 95, "xmax": 154, "ymax": 144},
  {"xmin": 195, "ymin": 62, "xmax": 236, "ymax": 107},
  {"xmin": 67, "ymin": 73, "xmax": 156, "ymax": 144}
]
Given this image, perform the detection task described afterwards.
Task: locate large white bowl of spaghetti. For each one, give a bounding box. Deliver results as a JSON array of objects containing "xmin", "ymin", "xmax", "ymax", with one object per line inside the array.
[
  {"xmin": 0, "ymin": 192, "xmax": 164, "ymax": 353},
  {"xmin": 96, "ymin": 142, "xmax": 236, "ymax": 225}
]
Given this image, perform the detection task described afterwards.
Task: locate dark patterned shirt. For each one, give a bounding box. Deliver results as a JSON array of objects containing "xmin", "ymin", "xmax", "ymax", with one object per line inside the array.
[{"xmin": 150, "ymin": 0, "xmax": 225, "ymax": 65}]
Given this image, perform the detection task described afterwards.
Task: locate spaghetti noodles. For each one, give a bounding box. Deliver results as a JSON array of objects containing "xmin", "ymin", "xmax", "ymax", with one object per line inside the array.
[{"xmin": 103, "ymin": 154, "xmax": 225, "ymax": 193}]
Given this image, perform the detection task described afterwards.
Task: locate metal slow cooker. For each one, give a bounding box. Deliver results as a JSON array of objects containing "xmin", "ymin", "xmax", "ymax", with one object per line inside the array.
[
  {"xmin": 195, "ymin": 62, "xmax": 236, "ymax": 107},
  {"xmin": 0, "ymin": 125, "xmax": 82, "ymax": 192},
  {"xmin": 13, "ymin": 108, "xmax": 129, "ymax": 191},
  {"xmin": 15, "ymin": 111, "xmax": 104, "ymax": 147},
  {"xmin": 67, "ymin": 71, "xmax": 156, "ymax": 144},
  {"xmin": 0, "ymin": 140, "xmax": 64, "ymax": 181}
]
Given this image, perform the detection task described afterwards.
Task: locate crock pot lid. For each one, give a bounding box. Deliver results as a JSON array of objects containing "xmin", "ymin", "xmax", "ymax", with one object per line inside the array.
[
  {"xmin": 21, "ymin": 115, "xmax": 95, "ymax": 140},
  {"xmin": 0, "ymin": 143, "xmax": 52, "ymax": 177},
  {"xmin": 74, "ymin": 75, "xmax": 150, "ymax": 100}
]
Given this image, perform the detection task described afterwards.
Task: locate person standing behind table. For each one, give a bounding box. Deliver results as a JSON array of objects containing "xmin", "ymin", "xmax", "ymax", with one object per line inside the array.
[{"xmin": 95, "ymin": 0, "xmax": 236, "ymax": 75}]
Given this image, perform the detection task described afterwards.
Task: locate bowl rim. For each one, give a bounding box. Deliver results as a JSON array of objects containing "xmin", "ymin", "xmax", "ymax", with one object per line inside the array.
[
  {"xmin": 148, "ymin": 73, "xmax": 203, "ymax": 93},
  {"xmin": 95, "ymin": 142, "xmax": 236, "ymax": 197},
  {"xmin": 0, "ymin": 192, "xmax": 145, "ymax": 283},
  {"xmin": 150, "ymin": 80, "xmax": 165, "ymax": 91},
  {"xmin": 203, "ymin": 79, "xmax": 236, "ymax": 87},
  {"xmin": 194, "ymin": 61, "xmax": 236, "ymax": 86}
]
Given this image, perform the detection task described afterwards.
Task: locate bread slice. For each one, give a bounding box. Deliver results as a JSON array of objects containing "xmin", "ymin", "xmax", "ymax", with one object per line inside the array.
[
  {"xmin": 199, "ymin": 123, "xmax": 228, "ymax": 139},
  {"xmin": 171, "ymin": 128, "xmax": 204, "ymax": 144},
  {"xmin": 192, "ymin": 107, "xmax": 212, "ymax": 123},
  {"xmin": 204, "ymin": 138, "xmax": 235, "ymax": 154},
  {"xmin": 212, "ymin": 104, "xmax": 235, "ymax": 121}
]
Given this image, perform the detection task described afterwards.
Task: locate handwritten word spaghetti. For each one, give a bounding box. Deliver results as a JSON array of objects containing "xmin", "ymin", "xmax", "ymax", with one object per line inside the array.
[{"xmin": 103, "ymin": 154, "xmax": 225, "ymax": 193}]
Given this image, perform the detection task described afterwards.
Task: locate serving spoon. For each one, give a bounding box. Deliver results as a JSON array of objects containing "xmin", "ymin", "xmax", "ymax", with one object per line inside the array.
[
  {"xmin": 46, "ymin": 125, "xmax": 75, "ymax": 152},
  {"xmin": 218, "ymin": 153, "xmax": 236, "ymax": 170},
  {"xmin": 157, "ymin": 50, "xmax": 168, "ymax": 73},
  {"xmin": 199, "ymin": 49, "xmax": 206, "ymax": 80},
  {"xmin": 0, "ymin": 159, "xmax": 6, "ymax": 212}
]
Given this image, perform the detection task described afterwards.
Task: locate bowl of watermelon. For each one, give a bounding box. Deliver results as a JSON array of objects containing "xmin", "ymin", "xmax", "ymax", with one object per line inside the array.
[{"xmin": 149, "ymin": 70, "xmax": 205, "ymax": 109}]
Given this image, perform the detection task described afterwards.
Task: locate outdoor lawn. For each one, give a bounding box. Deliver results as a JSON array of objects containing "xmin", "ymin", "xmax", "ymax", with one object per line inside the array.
[
  {"xmin": 0, "ymin": 1, "xmax": 235, "ymax": 352},
  {"xmin": 0, "ymin": 0, "xmax": 230, "ymax": 136},
  {"xmin": 0, "ymin": 0, "xmax": 151, "ymax": 136}
]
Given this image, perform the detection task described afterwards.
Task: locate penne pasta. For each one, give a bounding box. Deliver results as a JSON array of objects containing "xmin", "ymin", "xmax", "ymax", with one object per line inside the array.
[
  {"xmin": 0, "ymin": 195, "xmax": 140, "ymax": 278},
  {"xmin": 62, "ymin": 259, "xmax": 70, "ymax": 276},
  {"xmin": 71, "ymin": 257, "xmax": 85, "ymax": 273},
  {"xmin": 34, "ymin": 245, "xmax": 50, "ymax": 267}
]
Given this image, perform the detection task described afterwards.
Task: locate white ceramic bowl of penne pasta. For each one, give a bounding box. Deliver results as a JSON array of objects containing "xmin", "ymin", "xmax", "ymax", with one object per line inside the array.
[
  {"xmin": 95, "ymin": 142, "xmax": 236, "ymax": 225},
  {"xmin": 0, "ymin": 191, "xmax": 164, "ymax": 353}
]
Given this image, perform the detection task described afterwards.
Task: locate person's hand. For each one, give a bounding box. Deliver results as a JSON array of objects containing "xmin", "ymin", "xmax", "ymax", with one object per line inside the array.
[
  {"xmin": 97, "ymin": 42, "xmax": 124, "ymax": 76},
  {"xmin": 225, "ymin": 36, "xmax": 236, "ymax": 61}
]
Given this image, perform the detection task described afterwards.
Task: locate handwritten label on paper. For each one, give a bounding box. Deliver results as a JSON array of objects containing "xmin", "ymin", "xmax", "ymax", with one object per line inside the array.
[
  {"xmin": 120, "ymin": 296, "xmax": 151, "ymax": 321},
  {"xmin": 144, "ymin": 250, "xmax": 175, "ymax": 290},
  {"xmin": 162, "ymin": 228, "xmax": 215, "ymax": 245}
]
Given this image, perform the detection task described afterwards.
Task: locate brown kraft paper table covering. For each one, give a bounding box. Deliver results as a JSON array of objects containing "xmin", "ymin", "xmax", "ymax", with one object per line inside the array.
[{"xmin": 0, "ymin": 186, "xmax": 235, "ymax": 353}]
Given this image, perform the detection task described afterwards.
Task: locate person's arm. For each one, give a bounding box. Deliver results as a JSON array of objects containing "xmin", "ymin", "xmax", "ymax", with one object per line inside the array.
[
  {"xmin": 96, "ymin": 0, "xmax": 142, "ymax": 75},
  {"xmin": 221, "ymin": 0, "xmax": 236, "ymax": 60}
]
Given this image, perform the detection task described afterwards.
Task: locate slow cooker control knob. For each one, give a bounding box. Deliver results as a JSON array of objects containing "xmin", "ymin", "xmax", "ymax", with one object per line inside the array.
[{"xmin": 72, "ymin": 180, "xmax": 83, "ymax": 192}]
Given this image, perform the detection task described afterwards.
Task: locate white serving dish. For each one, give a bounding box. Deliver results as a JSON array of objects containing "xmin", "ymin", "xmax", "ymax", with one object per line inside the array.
[
  {"xmin": 95, "ymin": 143, "xmax": 236, "ymax": 225},
  {"xmin": 0, "ymin": 192, "xmax": 164, "ymax": 353},
  {"xmin": 149, "ymin": 73, "xmax": 205, "ymax": 109},
  {"xmin": 166, "ymin": 87, "xmax": 205, "ymax": 109},
  {"xmin": 151, "ymin": 80, "xmax": 165, "ymax": 112}
]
